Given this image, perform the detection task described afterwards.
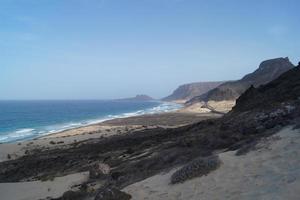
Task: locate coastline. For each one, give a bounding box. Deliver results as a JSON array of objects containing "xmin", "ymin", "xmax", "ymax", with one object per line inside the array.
[
  {"xmin": 0, "ymin": 104, "xmax": 221, "ymax": 162},
  {"xmin": 37, "ymin": 101, "xmax": 186, "ymax": 140},
  {"xmin": 0, "ymin": 101, "xmax": 182, "ymax": 144},
  {"xmin": 0, "ymin": 107, "xmax": 223, "ymax": 200}
]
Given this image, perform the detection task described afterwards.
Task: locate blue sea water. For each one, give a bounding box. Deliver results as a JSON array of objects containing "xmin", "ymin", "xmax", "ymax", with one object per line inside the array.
[{"xmin": 0, "ymin": 100, "xmax": 181, "ymax": 143}]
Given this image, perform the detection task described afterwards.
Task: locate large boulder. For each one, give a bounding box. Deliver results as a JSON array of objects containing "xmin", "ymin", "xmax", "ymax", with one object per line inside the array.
[
  {"xmin": 60, "ymin": 190, "xmax": 86, "ymax": 200},
  {"xmin": 94, "ymin": 187, "xmax": 131, "ymax": 200},
  {"xmin": 89, "ymin": 162, "xmax": 110, "ymax": 179}
]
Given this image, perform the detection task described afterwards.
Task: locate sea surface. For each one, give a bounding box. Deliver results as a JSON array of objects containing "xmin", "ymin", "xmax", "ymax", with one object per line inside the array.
[{"xmin": 0, "ymin": 100, "xmax": 181, "ymax": 143}]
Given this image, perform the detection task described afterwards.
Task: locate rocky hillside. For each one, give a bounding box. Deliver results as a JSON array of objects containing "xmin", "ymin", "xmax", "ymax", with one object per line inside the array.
[
  {"xmin": 187, "ymin": 57, "xmax": 294, "ymax": 105},
  {"xmin": 162, "ymin": 81, "xmax": 224, "ymax": 102},
  {"xmin": 232, "ymin": 65, "xmax": 300, "ymax": 113}
]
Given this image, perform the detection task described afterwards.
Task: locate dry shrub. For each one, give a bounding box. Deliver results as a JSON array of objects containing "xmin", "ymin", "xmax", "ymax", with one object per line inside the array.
[{"xmin": 170, "ymin": 155, "xmax": 221, "ymax": 184}]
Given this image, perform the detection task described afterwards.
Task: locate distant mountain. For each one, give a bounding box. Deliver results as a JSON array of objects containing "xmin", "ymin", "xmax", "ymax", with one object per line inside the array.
[
  {"xmin": 187, "ymin": 57, "xmax": 294, "ymax": 105},
  {"xmin": 117, "ymin": 94, "xmax": 154, "ymax": 101},
  {"xmin": 162, "ymin": 81, "xmax": 224, "ymax": 102}
]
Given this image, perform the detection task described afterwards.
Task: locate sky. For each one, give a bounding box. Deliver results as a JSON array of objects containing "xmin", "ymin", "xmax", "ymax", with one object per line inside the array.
[{"xmin": 0, "ymin": 0, "xmax": 299, "ymax": 100}]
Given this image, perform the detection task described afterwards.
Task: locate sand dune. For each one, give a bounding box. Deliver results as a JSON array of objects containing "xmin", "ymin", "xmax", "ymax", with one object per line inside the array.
[{"xmin": 123, "ymin": 127, "xmax": 300, "ymax": 200}]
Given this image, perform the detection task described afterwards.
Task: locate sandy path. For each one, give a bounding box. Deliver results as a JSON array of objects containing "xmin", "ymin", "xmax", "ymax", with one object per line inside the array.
[
  {"xmin": 123, "ymin": 127, "xmax": 300, "ymax": 200},
  {"xmin": 0, "ymin": 172, "xmax": 89, "ymax": 200}
]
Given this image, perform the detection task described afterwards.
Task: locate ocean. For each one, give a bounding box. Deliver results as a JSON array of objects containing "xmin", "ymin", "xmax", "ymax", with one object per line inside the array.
[{"xmin": 0, "ymin": 100, "xmax": 181, "ymax": 143}]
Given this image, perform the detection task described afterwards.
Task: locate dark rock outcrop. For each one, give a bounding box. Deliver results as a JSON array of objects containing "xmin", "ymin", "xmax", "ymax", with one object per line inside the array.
[
  {"xmin": 232, "ymin": 66, "xmax": 300, "ymax": 113},
  {"xmin": 162, "ymin": 81, "xmax": 224, "ymax": 102},
  {"xmin": 60, "ymin": 190, "xmax": 86, "ymax": 200},
  {"xmin": 94, "ymin": 187, "xmax": 131, "ymax": 200},
  {"xmin": 187, "ymin": 57, "xmax": 294, "ymax": 104},
  {"xmin": 89, "ymin": 162, "xmax": 110, "ymax": 179}
]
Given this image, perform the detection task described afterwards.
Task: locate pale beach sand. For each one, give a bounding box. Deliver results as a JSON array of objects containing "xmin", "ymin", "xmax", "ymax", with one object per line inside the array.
[
  {"xmin": 0, "ymin": 172, "xmax": 89, "ymax": 200},
  {"xmin": 123, "ymin": 127, "xmax": 300, "ymax": 200},
  {"xmin": 180, "ymin": 100, "xmax": 236, "ymax": 113}
]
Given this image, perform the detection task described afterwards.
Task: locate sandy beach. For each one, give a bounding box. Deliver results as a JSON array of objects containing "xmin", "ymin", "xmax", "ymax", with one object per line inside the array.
[
  {"xmin": 0, "ymin": 109, "xmax": 221, "ymax": 200},
  {"xmin": 0, "ymin": 110, "xmax": 220, "ymax": 163}
]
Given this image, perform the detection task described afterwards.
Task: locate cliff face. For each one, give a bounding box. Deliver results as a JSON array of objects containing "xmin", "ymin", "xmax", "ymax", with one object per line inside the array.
[
  {"xmin": 187, "ymin": 57, "xmax": 294, "ymax": 105},
  {"xmin": 162, "ymin": 81, "xmax": 224, "ymax": 102}
]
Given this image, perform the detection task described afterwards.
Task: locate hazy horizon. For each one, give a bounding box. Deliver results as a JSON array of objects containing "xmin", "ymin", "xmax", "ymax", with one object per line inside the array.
[{"xmin": 1, "ymin": 0, "xmax": 299, "ymax": 100}]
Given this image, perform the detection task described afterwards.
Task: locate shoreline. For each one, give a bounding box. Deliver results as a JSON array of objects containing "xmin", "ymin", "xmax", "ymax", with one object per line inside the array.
[
  {"xmin": 0, "ymin": 106, "xmax": 221, "ymax": 162},
  {"xmin": 0, "ymin": 101, "xmax": 183, "ymax": 144},
  {"xmin": 38, "ymin": 102, "xmax": 185, "ymax": 140},
  {"xmin": 39, "ymin": 108, "xmax": 217, "ymax": 140}
]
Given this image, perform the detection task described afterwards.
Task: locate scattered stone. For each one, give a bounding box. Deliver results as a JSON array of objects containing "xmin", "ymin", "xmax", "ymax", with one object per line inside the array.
[
  {"xmin": 111, "ymin": 171, "xmax": 123, "ymax": 181},
  {"xmin": 49, "ymin": 141, "xmax": 56, "ymax": 145},
  {"xmin": 61, "ymin": 190, "xmax": 86, "ymax": 200},
  {"xmin": 89, "ymin": 163, "xmax": 110, "ymax": 179},
  {"xmin": 94, "ymin": 187, "xmax": 131, "ymax": 200}
]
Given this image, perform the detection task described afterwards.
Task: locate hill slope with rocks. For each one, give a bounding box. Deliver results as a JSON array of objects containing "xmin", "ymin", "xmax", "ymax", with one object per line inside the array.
[
  {"xmin": 187, "ymin": 57, "xmax": 294, "ymax": 105},
  {"xmin": 162, "ymin": 81, "xmax": 224, "ymax": 102}
]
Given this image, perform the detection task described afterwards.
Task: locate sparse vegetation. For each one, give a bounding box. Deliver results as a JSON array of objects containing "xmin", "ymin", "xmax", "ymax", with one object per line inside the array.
[
  {"xmin": 49, "ymin": 141, "xmax": 56, "ymax": 145},
  {"xmin": 40, "ymin": 175, "xmax": 55, "ymax": 182},
  {"xmin": 170, "ymin": 155, "xmax": 221, "ymax": 184}
]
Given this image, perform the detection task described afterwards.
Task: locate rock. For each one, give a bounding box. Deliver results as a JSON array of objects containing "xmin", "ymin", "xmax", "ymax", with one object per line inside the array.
[
  {"xmin": 94, "ymin": 187, "xmax": 131, "ymax": 200},
  {"xmin": 111, "ymin": 171, "xmax": 123, "ymax": 181},
  {"xmin": 61, "ymin": 190, "xmax": 86, "ymax": 200},
  {"xmin": 89, "ymin": 162, "xmax": 110, "ymax": 179}
]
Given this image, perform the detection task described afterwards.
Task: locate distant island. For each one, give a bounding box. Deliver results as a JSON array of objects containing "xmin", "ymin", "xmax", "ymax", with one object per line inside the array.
[{"xmin": 116, "ymin": 94, "xmax": 154, "ymax": 101}]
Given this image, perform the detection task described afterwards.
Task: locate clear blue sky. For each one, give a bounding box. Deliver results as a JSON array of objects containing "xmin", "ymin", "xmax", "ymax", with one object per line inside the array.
[{"xmin": 0, "ymin": 0, "xmax": 299, "ymax": 100}]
